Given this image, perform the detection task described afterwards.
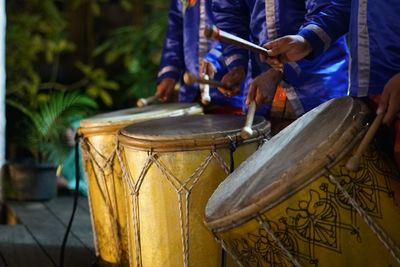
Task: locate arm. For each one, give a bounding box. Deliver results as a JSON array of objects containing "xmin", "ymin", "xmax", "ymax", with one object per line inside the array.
[
  {"xmin": 298, "ymin": 0, "xmax": 351, "ymax": 57},
  {"xmin": 211, "ymin": 0, "xmax": 250, "ymax": 71},
  {"xmin": 157, "ymin": 0, "xmax": 185, "ymax": 83},
  {"xmin": 156, "ymin": 0, "xmax": 185, "ymax": 101},
  {"xmin": 264, "ymin": 0, "xmax": 351, "ymax": 64},
  {"xmin": 201, "ymin": 42, "xmax": 226, "ymax": 79},
  {"xmin": 379, "ymin": 73, "xmax": 400, "ymax": 125}
]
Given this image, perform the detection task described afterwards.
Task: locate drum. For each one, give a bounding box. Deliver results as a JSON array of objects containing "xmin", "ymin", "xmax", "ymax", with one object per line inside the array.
[
  {"xmin": 118, "ymin": 115, "xmax": 271, "ymax": 267},
  {"xmin": 205, "ymin": 97, "xmax": 400, "ymax": 267},
  {"xmin": 78, "ymin": 103, "xmax": 203, "ymax": 266}
]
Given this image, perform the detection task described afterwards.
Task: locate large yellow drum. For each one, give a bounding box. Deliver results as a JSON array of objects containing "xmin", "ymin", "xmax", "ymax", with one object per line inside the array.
[
  {"xmin": 205, "ymin": 97, "xmax": 400, "ymax": 267},
  {"xmin": 118, "ymin": 115, "xmax": 270, "ymax": 267},
  {"xmin": 78, "ymin": 103, "xmax": 203, "ymax": 266}
]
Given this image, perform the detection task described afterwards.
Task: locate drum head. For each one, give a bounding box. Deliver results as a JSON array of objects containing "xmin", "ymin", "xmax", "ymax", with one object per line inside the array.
[
  {"xmin": 205, "ymin": 97, "xmax": 369, "ymax": 230},
  {"xmin": 119, "ymin": 115, "xmax": 270, "ymax": 151},
  {"xmin": 80, "ymin": 103, "xmax": 201, "ymax": 127},
  {"xmin": 78, "ymin": 103, "xmax": 202, "ymax": 134}
]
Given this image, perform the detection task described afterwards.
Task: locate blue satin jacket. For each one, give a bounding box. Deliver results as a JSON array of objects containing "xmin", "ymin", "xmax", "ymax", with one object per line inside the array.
[
  {"xmin": 298, "ymin": 0, "xmax": 400, "ymax": 97},
  {"xmin": 157, "ymin": 0, "xmax": 243, "ymax": 108},
  {"xmin": 212, "ymin": 0, "xmax": 350, "ymax": 114}
]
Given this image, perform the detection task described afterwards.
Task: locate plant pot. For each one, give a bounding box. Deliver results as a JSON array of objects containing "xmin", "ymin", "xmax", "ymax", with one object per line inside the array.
[{"xmin": 3, "ymin": 162, "xmax": 57, "ymax": 201}]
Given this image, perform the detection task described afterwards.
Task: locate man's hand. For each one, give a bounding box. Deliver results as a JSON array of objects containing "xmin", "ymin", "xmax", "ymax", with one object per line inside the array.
[
  {"xmin": 200, "ymin": 59, "xmax": 216, "ymax": 79},
  {"xmin": 261, "ymin": 35, "xmax": 313, "ymax": 70},
  {"xmin": 219, "ymin": 66, "xmax": 245, "ymax": 97},
  {"xmin": 156, "ymin": 77, "xmax": 176, "ymax": 102},
  {"xmin": 378, "ymin": 73, "xmax": 400, "ymax": 125},
  {"xmin": 246, "ymin": 69, "xmax": 283, "ymax": 106}
]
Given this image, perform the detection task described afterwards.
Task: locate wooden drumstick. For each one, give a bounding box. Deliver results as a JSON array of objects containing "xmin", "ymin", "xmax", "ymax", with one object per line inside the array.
[
  {"xmin": 346, "ymin": 112, "xmax": 384, "ymax": 171},
  {"xmin": 201, "ymin": 74, "xmax": 211, "ymax": 105},
  {"xmin": 204, "ymin": 25, "xmax": 271, "ymax": 57},
  {"xmin": 136, "ymin": 96, "xmax": 157, "ymax": 107},
  {"xmin": 241, "ymin": 101, "xmax": 256, "ymax": 139},
  {"xmin": 183, "ymin": 72, "xmax": 232, "ymax": 89}
]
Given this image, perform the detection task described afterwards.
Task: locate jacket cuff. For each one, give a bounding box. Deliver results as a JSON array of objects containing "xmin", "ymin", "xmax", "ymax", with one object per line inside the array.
[
  {"xmin": 225, "ymin": 54, "xmax": 248, "ymax": 71},
  {"xmin": 298, "ymin": 24, "xmax": 332, "ymax": 59},
  {"xmin": 157, "ymin": 66, "xmax": 181, "ymax": 84},
  {"xmin": 204, "ymin": 48, "xmax": 226, "ymax": 74}
]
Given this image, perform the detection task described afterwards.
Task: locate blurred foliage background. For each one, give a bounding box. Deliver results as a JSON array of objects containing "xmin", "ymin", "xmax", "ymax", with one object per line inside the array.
[{"xmin": 6, "ymin": 0, "xmax": 169, "ymax": 161}]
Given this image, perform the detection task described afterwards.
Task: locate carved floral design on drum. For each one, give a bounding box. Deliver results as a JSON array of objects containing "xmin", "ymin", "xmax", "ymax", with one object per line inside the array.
[
  {"xmin": 328, "ymin": 146, "xmax": 396, "ymax": 221},
  {"xmin": 286, "ymin": 190, "xmax": 340, "ymax": 251},
  {"xmin": 230, "ymin": 221, "xmax": 297, "ymax": 267},
  {"xmin": 226, "ymin": 146, "xmax": 398, "ymax": 266}
]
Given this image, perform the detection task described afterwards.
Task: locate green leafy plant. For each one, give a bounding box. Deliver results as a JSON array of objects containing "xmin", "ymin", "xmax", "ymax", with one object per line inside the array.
[
  {"xmin": 93, "ymin": 1, "xmax": 168, "ymax": 104},
  {"xmin": 7, "ymin": 91, "xmax": 98, "ymax": 164}
]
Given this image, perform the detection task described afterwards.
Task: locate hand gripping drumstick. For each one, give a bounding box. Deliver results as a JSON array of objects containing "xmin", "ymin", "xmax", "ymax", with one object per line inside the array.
[
  {"xmin": 241, "ymin": 101, "xmax": 256, "ymax": 139},
  {"xmin": 346, "ymin": 112, "xmax": 384, "ymax": 171},
  {"xmin": 136, "ymin": 96, "xmax": 157, "ymax": 107},
  {"xmin": 204, "ymin": 25, "xmax": 271, "ymax": 57},
  {"xmin": 183, "ymin": 72, "xmax": 232, "ymax": 90}
]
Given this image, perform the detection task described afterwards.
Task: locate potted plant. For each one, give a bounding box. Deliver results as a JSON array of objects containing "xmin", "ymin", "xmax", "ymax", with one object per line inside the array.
[{"xmin": 4, "ymin": 90, "xmax": 97, "ymax": 200}]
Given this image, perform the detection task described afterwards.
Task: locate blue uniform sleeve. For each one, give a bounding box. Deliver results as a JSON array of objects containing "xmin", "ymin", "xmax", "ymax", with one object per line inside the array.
[
  {"xmin": 203, "ymin": 42, "xmax": 227, "ymax": 76},
  {"xmin": 157, "ymin": 0, "xmax": 185, "ymax": 83},
  {"xmin": 298, "ymin": 0, "xmax": 351, "ymax": 58},
  {"xmin": 211, "ymin": 0, "xmax": 250, "ymax": 71}
]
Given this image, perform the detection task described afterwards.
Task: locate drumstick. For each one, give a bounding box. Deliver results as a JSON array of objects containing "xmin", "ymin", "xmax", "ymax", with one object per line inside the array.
[
  {"xmin": 204, "ymin": 25, "xmax": 271, "ymax": 57},
  {"xmin": 183, "ymin": 72, "xmax": 232, "ymax": 89},
  {"xmin": 346, "ymin": 112, "xmax": 384, "ymax": 171},
  {"xmin": 136, "ymin": 96, "xmax": 157, "ymax": 107},
  {"xmin": 201, "ymin": 74, "xmax": 211, "ymax": 105},
  {"xmin": 240, "ymin": 101, "xmax": 256, "ymax": 139}
]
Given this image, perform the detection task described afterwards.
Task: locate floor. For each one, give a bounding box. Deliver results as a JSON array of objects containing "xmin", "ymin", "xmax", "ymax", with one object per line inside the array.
[{"xmin": 0, "ymin": 196, "xmax": 97, "ymax": 267}]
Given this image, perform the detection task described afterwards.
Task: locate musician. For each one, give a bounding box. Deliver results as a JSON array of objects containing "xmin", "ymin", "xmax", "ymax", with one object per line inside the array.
[
  {"xmin": 211, "ymin": 0, "xmax": 349, "ymax": 117},
  {"xmin": 262, "ymin": 0, "xmax": 400, "ymax": 168},
  {"xmin": 156, "ymin": 0, "xmax": 243, "ymax": 114}
]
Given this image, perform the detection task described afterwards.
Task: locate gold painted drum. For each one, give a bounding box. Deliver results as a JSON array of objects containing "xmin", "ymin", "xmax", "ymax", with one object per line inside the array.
[
  {"xmin": 118, "ymin": 115, "xmax": 271, "ymax": 267},
  {"xmin": 78, "ymin": 103, "xmax": 203, "ymax": 266},
  {"xmin": 205, "ymin": 97, "xmax": 400, "ymax": 267}
]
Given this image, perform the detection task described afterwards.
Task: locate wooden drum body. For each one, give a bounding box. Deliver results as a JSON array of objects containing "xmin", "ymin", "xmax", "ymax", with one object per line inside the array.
[
  {"xmin": 206, "ymin": 97, "xmax": 400, "ymax": 267},
  {"xmin": 78, "ymin": 104, "xmax": 202, "ymax": 266},
  {"xmin": 118, "ymin": 115, "xmax": 270, "ymax": 267}
]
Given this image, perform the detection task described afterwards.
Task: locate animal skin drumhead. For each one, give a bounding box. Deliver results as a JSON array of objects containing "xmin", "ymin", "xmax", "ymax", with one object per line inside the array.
[{"xmin": 205, "ymin": 96, "xmax": 368, "ymax": 228}]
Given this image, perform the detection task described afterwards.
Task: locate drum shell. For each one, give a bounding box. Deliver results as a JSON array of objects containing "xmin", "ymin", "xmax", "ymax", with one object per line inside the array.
[
  {"xmin": 120, "ymin": 142, "xmax": 263, "ymax": 267},
  {"xmin": 118, "ymin": 115, "xmax": 270, "ymax": 267},
  {"xmin": 78, "ymin": 104, "xmax": 203, "ymax": 265},
  {"xmin": 206, "ymin": 99, "xmax": 400, "ymax": 266},
  {"xmin": 208, "ymin": 136, "xmax": 400, "ymax": 266}
]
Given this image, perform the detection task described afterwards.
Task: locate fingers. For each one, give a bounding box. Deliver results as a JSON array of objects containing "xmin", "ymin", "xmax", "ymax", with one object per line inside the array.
[
  {"xmin": 200, "ymin": 60, "xmax": 208, "ymax": 76},
  {"xmin": 218, "ymin": 84, "xmax": 240, "ymax": 97},
  {"xmin": 200, "ymin": 60, "xmax": 216, "ymax": 79},
  {"xmin": 383, "ymin": 90, "xmax": 400, "ymax": 125},
  {"xmin": 156, "ymin": 78, "xmax": 176, "ymax": 102},
  {"xmin": 380, "ymin": 73, "xmax": 400, "ymax": 125},
  {"xmin": 247, "ymin": 82, "xmax": 273, "ymax": 106},
  {"xmin": 219, "ymin": 66, "xmax": 245, "ymax": 97},
  {"xmin": 264, "ymin": 37, "xmax": 287, "ymax": 57}
]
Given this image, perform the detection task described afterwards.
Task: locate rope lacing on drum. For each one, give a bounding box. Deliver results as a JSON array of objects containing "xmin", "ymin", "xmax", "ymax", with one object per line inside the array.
[
  {"xmin": 257, "ymin": 217, "xmax": 302, "ymax": 267},
  {"xmin": 212, "ymin": 231, "xmax": 245, "ymax": 267},
  {"xmin": 324, "ymin": 166, "xmax": 400, "ymax": 264},
  {"xmin": 255, "ymin": 129, "xmax": 270, "ymax": 149},
  {"xmin": 228, "ymin": 140, "xmax": 237, "ymax": 174},
  {"xmin": 81, "ymin": 136, "xmax": 122, "ymax": 260},
  {"xmin": 117, "ymin": 146, "xmax": 233, "ymax": 267},
  {"xmin": 116, "ymin": 145, "xmax": 144, "ymax": 266}
]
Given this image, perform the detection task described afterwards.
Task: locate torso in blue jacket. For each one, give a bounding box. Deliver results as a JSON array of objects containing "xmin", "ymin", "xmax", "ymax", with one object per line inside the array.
[
  {"xmin": 349, "ymin": 0, "xmax": 400, "ymax": 97},
  {"xmin": 157, "ymin": 0, "xmax": 243, "ymax": 108},
  {"xmin": 212, "ymin": 0, "xmax": 349, "ymax": 115},
  {"xmin": 299, "ymin": 0, "xmax": 400, "ymax": 97}
]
